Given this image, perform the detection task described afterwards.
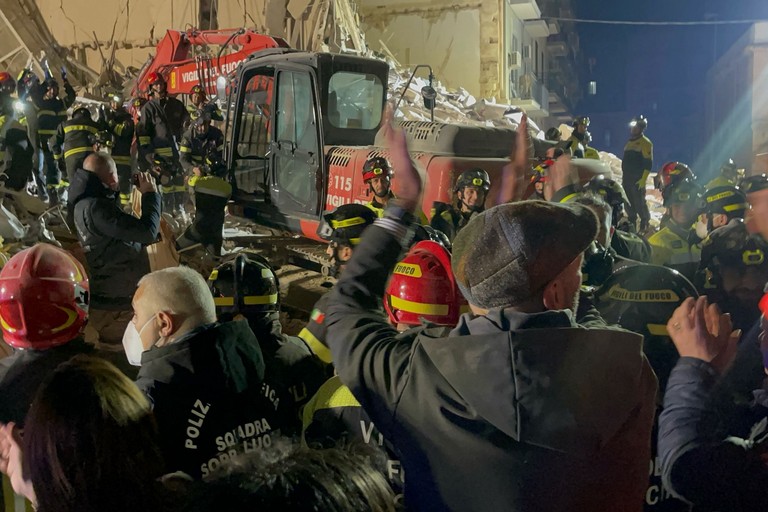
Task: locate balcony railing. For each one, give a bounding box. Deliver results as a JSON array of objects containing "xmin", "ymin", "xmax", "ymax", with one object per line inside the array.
[{"xmin": 511, "ymin": 73, "xmax": 549, "ymax": 114}]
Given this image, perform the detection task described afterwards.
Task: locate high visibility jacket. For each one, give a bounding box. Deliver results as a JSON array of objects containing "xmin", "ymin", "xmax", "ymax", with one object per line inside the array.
[
  {"xmin": 179, "ymin": 126, "xmax": 224, "ymax": 174},
  {"xmin": 622, "ymin": 135, "xmax": 653, "ymax": 181},
  {"xmin": 0, "ymin": 110, "xmax": 34, "ymax": 191},
  {"xmin": 302, "ymin": 376, "xmax": 404, "ymax": 496},
  {"xmin": 186, "ymin": 101, "xmax": 224, "ymax": 123},
  {"xmin": 584, "ymin": 145, "xmax": 600, "ymax": 159},
  {"xmin": 299, "ymin": 293, "xmax": 333, "ymax": 364},
  {"xmin": 49, "ymin": 116, "xmax": 104, "ymax": 176},
  {"xmin": 184, "ymin": 174, "xmax": 232, "ymax": 253},
  {"xmin": 705, "ymin": 175, "xmax": 738, "ymax": 189},
  {"xmin": 648, "ymin": 221, "xmax": 701, "ymax": 281},
  {"xmin": 31, "ymin": 82, "xmax": 75, "ymax": 143},
  {"xmin": 366, "ymin": 193, "xmax": 428, "ymax": 224},
  {"xmin": 104, "ymin": 106, "xmax": 134, "ymax": 166},
  {"xmin": 566, "ymin": 133, "xmax": 585, "ymax": 158},
  {"xmin": 429, "ymin": 202, "xmax": 476, "ymax": 242},
  {"xmin": 136, "ymin": 96, "xmax": 188, "ymax": 165}
]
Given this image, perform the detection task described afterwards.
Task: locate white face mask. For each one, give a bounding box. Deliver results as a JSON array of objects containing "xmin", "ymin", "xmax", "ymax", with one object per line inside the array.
[
  {"xmin": 122, "ymin": 315, "xmax": 157, "ymax": 366},
  {"xmin": 695, "ymin": 218, "xmax": 709, "ymax": 239}
]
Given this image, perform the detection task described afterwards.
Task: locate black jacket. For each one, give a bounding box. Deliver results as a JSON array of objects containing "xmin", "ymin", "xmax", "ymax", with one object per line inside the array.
[
  {"xmin": 137, "ymin": 96, "xmax": 188, "ymax": 166},
  {"xmin": 0, "ymin": 338, "xmax": 136, "ymax": 426},
  {"xmin": 104, "ymin": 106, "xmax": 134, "ymax": 160},
  {"xmin": 0, "ymin": 106, "xmax": 34, "ymax": 191},
  {"xmin": 50, "ymin": 115, "xmax": 105, "ymax": 180},
  {"xmin": 136, "ymin": 321, "xmax": 301, "ymax": 479},
  {"xmin": 31, "ymin": 83, "xmax": 76, "ymax": 143},
  {"xmin": 326, "ymin": 224, "xmax": 658, "ymax": 512},
  {"xmin": 71, "ymin": 169, "xmax": 160, "ymax": 309}
]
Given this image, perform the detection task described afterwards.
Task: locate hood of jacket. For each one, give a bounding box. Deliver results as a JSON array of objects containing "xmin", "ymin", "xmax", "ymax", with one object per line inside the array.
[
  {"xmin": 69, "ymin": 168, "xmax": 115, "ymax": 206},
  {"xmin": 419, "ymin": 308, "xmax": 648, "ymax": 456},
  {"xmin": 139, "ymin": 320, "xmax": 265, "ymax": 394}
]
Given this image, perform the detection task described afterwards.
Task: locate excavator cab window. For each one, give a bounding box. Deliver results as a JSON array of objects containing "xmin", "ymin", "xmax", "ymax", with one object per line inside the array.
[
  {"xmin": 327, "ymin": 71, "xmax": 383, "ymax": 130},
  {"xmin": 271, "ymin": 69, "xmax": 321, "ymax": 215},
  {"xmin": 232, "ymin": 69, "xmax": 274, "ymax": 196}
]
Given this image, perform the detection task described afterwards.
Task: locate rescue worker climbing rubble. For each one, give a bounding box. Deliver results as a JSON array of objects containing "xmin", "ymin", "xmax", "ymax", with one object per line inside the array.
[
  {"xmin": 622, "ymin": 115, "xmax": 653, "ymax": 232},
  {"xmin": 0, "ymin": 72, "xmax": 34, "ymax": 192},
  {"xmin": 102, "ymin": 92, "xmax": 135, "ymax": 207},
  {"xmin": 566, "ymin": 115, "xmax": 590, "ymax": 158},
  {"xmin": 50, "ymin": 106, "xmax": 105, "ymax": 184}
]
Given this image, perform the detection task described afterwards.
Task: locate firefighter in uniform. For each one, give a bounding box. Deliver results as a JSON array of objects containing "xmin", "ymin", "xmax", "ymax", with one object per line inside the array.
[
  {"xmin": 692, "ymin": 185, "xmax": 748, "ymax": 243},
  {"xmin": 49, "ymin": 106, "xmax": 104, "ymax": 184},
  {"xmin": 622, "ymin": 115, "xmax": 653, "ymax": 232},
  {"xmin": 187, "ymin": 84, "xmax": 224, "ymax": 125},
  {"xmin": 302, "ymin": 240, "xmax": 467, "ymax": 499},
  {"xmin": 594, "ymin": 264, "xmax": 698, "ymax": 512},
  {"xmin": 15, "ymin": 69, "xmax": 44, "ymax": 198},
  {"xmin": 583, "ymin": 130, "xmax": 600, "ymax": 159},
  {"xmin": 566, "ymin": 115, "xmax": 590, "ymax": 158},
  {"xmin": 102, "ymin": 93, "xmax": 135, "ymax": 207},
  {"xmin": 208, "ymin": 253, "xmax": 326, "ymax": 425},
  {"xmin": 361, "ymin": 156, "xmax": 428, "ymax": 222},
  {"xmin": 583, "ymin": 174, "xmax": 652, "ymax": 262},
  {"xmin": 0, "ymin": 72, "xmax": 34, "ymax": 192},
  {"xmin": 706, "ymin": 159, "xmax": 741, "ymax": 189},
  {"xmin": 430, "ymin": 168, "xmax": 490, "ymax": 243},
  {"xmin": 136, "ymin": 71, "xmax": 189, "ymax": 213},
  {"xmin": 32, "ymin": 73, "xmax": 75, "ymax": 205},
  {"xmin": 176, "ymin": 114, "xmax": 230, "ymax": 255},
  {"xmin": 648, "ymin": 178, "xmax": 703, "ymax": 281},
  {"xmin": 298, "ymin": 204, "xmax": 377, "ymax": 364}
]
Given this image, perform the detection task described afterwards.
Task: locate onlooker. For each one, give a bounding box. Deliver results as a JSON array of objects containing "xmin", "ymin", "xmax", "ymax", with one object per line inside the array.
[
  {"xmin": 183, "ymin": 443, "xmax": 395, "ymax": 512},
  {"xmin": 325, "ymin": 117, "xmax": 657, "ymax": 512},
  {"xmin": 71, "ymin": 152, "xmax": 160, "ymax": 349},
  {"xmin": 0, "ymin": 244, "xmax": 134, "ymax": 426},
  {"xmin": 0, "ymin": 355, "xmax": 176, "ymax": 512},
  {"xmin": 129, "ymin": 266, "xmax": 299, "ymax": 478}
]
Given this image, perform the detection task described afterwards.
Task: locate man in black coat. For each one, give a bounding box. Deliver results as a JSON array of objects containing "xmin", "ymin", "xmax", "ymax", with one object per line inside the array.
[
  {"xmin": 325, "ymin": 121, "xmax": 658, "ymax": 511},
  {"xmin": 71, "ymin": 152, "xmax": 160, "ymax": 349},
  {"xmin": 129, "ymin": 266, "xmax": 302, "ymax": 479}
]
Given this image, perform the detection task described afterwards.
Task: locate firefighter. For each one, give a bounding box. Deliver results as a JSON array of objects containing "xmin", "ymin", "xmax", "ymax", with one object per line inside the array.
[
  {"xmin": 362, "ymin": 156, "xmax": 395, "ymax": 216},
  {"xmin": 176, "ymin": 115, "xmax": 230, "ymax": 255},
  {"xmin": 430, "ymin": 168, "xmax": 490, "ymax": 242},
  {"xmin": 622, "ymin": 115, "xmax": 653, "ymax": 232},
  {"xmin": 49, "ymin": 106, "xmax": 104, "ymax": 184},
  {"xmin": 594, "ymin": 264, "xmax": 698, "ymax": 512},
  {"xmin": 15, "ymin": 69, "xmax": 44, "ymax": 199},
  {"xmin": 187, "ymin": 84, "xmax": 224, "ymax": 125},
  {"xmin": 741, "ymin": 173, "xmax": 768, "ymax": 240},
  {"xmin": 0, "ymin": 72, "xmax": 34, "ymax": 192},
  {"xmin": 692, "ymin": 185, "xmax": 748, "ymax": 242},
  {"xmin": 298, "ymin": 204, "xmax": 377, "ymax": 364},
  {"xmin": 706, "ymin": 158, "xmax": 741, "ymax": 189},
  {"xmin": 102, "ymin": 93, "xmax": 135, "ymax": 207},
  {"xmin": 544, "ymin": 127, "xmax": 562, "ymax": 142},
  {"xmin": 32, "ymin": 71, "xmax": 75, "ymax": 205},
  {"xmin": 208, "ymin": 253, "xmax": 326, "ymax": 418},
  {"xmin": 698, "ymin": 219, "xmax": 768, "ymax": 331},
  {"xmin": 655, "ymin": 161, "xmax": 695, "ymax": 194},
  {"xmin": 136, "ymin": 71, "xmax": 189, "ymax": 213},
  {"xmin": 566, "ymin": 115, "xmax": 589, "ymax": 158},
  {"xmin": 648, "ymin": 177, "xmax": 703, "ymax": 281},
  {"xmin": 583, "ymin": 174, "xmax": 652, "ymax": 262},
  {"xmin": 302, "ymin": 240, "xmax": 466, "ymax": 499}
]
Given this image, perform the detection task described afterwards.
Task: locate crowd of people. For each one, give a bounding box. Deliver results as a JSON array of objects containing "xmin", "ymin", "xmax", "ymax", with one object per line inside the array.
[{"xmin": 0, "ymin": 61, "xmax": 765, "ymax": 511}]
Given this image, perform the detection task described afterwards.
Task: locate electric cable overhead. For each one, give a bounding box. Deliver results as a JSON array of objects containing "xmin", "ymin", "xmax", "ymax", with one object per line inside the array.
[{"xmin": 545, "ymin": 16, "xmax": 768, "ymax": 26}]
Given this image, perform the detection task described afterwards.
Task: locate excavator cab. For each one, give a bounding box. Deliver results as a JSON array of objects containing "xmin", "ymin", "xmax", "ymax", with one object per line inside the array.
[{"xmin": 224, "ymin": 49, "xmax": 388, "ymax": 234}]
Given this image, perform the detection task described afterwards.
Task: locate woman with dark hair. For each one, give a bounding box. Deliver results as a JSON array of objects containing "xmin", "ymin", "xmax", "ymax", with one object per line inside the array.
[
  {"xmin": 186, "ymin": 442, "xmax": 396, "ymax": 512},
  {"xmin": 0, "ymin": 355, "xmax": 178, "ymax": 512}
]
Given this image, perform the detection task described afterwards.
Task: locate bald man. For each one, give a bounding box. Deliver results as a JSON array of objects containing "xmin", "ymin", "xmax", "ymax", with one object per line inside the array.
[
  {"xmin": 70, "ymin": 152, "xmax": 161, "ymax": 350},
  {"xmin": 129, "ymin": 267, "xmax": 301, "ymax": 478}
]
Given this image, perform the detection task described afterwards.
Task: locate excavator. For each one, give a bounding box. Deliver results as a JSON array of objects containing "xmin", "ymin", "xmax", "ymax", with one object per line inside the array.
[{"xmin": 133, "ymin": 28, "xmax": 610, "ymax": 273}]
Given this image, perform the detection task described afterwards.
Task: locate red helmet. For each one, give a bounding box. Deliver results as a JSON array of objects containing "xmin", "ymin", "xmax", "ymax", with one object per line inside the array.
[
  {"xmin": 0, "ymin": 244, "xmax": 89, "ymax": 349},
  {"xmin": 384, "ymin": 241, "xmax": 467, "ymax": 327},
  {"xmin": 146, "ymin": 71, "xmax": 165, "ymax": 86},
  {"xmin": 0, "ymin": 72, "xmax": 15, "ymax": 95},
  {"xmin": 656, "ymin": 162, "xmax": 695, "ymax": 191}
]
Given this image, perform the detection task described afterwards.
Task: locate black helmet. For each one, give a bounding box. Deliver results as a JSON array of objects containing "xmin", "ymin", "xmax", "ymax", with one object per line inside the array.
[
  {"xmin": 702, "ymin": 186, "xmax": 747, "ymax": 219},
  {"xmin": 317, "ymin": 204, "xmax": 377, "ymax": 246},
  {"xmin": 700, "ymin": 219, "xmax": 768, "ymax": 275},
  {"xmin": 572, "ymin": 116, "xmax": 590, "ymax": 127},
  {"xmin": 362, "ymin": 156, "xmax": 393, "ymax": 182},
  {"xmin": 595, "ymin": 264, "xmax": 698, "ymax": 389},
  {"xmin": 720, "ymin": 158, "xmax": 738, "ymax": 178},
  {"xmin": 208, "ymin": 253, "xmax": 280, "ymax": 318},
  {"xmin": 72, "ymin": 107, "xmax": 91, "ymax": 119},
  {"xmin": 740, "ymin": 174, "xmax": 768, "ymax": 195},
  {"xmin": 43, "ymin": 77, "xmax": 58, "ymax": 91},
  {"xmin": 630, "ymin": 115, "xmax": 648, "ymax": 129},
  {"xmin": 544, "ymin": 127, "xmax": 561, "ymax": 141},
  {"xmin": 88, "ymin": 130, "xmax": 112, "ymax": 148},
  {"xmin": 662, "ymin": 178, "xmax": 702, "ymax": 208},
  {"xmin": 583, "ymin": 175, "xmax": 628, "ymax": 208},
  {"xmin": 412, "ymin": 224, "xmax": 451, "ymax": 251},
  {"xmin": 454, "ymin": 168, "xmax": 490, "ymax": 193}
]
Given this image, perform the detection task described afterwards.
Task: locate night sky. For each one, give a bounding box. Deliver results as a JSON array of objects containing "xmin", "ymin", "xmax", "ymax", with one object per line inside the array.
[{"xmin": 572, "ymin": 0, "xmax": 768, "ymax": 174}]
